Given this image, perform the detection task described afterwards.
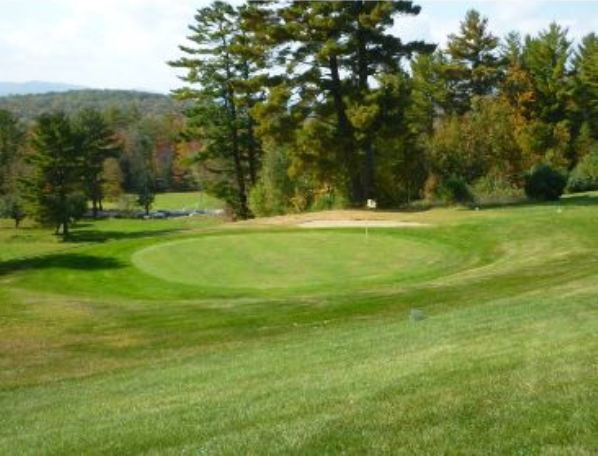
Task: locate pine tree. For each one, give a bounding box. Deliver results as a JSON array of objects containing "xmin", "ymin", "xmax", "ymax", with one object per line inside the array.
[
  {"xmin": 26, "ymin": 112, "xmax": 85, "ymax": 238},
  {"xmin": 407, "ymin": 51, "xmax": 450, "ymax": 136},
  {"xmin": 572, "ymin": 33, "xmax": 598, "ymax": 139},
  {"xmin": 522, "ymin": 23, "xmax": 572, "ymax": 124},
  {"xmin": 445, "ymin": 9, "xmax": 501, "ymax": 112},
  {"xmin": 0, "ymin": 109, "xmax": 25, "ymax": 195},
  {"xmin": 74, "ymin": 108, "xmax": 120, "ymax": 217},
  {"xmin": 250, "ymin": 1, "xmax": 434, "ymax": 204},
  {"xmin": 170, "ymin": 1, "xmax": 264, "ymax": 218},
  {"xmin": 520, "ymin": 23, "xmax": 574, "ymax": 168}
]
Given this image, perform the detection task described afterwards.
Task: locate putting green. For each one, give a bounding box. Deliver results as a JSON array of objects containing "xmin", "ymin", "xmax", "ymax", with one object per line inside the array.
[{"xmin": 132, "ymin": 230, "xmax": 454, "ymax": 291}]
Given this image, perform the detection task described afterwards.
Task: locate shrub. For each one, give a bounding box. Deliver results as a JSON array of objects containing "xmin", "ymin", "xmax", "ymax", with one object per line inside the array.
[
  {"xmin": 524, "ymin": 164, "xmax": 567, "ymax": 201},
  {"xmin": 472, "ymin": 175, "xmax": 524, "ymax": 205},
  {"xmin": 436, "ymin": 176, "xmax": 474, "ymax": 205},
  {"xmin": 0, "ymin": 194, "xmax": 26, "ymax": 227},
  {"xmin": 117, "ymin": 194, "xmax": 138, "ymax": 215},
  {"xmin": 310, "ymin": 190, "xmax": 348, "ymax": 212},
  {"xmin": 66, "ymin": 192, "xmax": 88, "ymax": 221},
  {"xmin": 423, "ymin": 174, "xmax": 440, "ymax": 202},
  {"xmin": 568, "ymin": 147, "xmax": 598, "ymax": 193},
  {"xmin": 249, "ymin": 145, "xmax": 294, "ymax": 217}
]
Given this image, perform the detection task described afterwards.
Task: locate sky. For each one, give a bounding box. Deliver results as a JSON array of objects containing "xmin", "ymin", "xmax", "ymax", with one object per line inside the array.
[{"xmin": 1, "ymin": 0, "xmax": 597, "ymax": 94}]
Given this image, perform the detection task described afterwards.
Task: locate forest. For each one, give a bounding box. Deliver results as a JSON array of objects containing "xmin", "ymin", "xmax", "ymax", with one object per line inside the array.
[
  {"xmin": 0, "ymin": 89, "xmax": 181, "ymax": 121},
  {"xmin": 0, "ymin": 0, "xmax": 597, "ymax": 229},
  {"xmin": 0, "ymin": 90, "xmax": 198, "ymax": 233},
  {"xmin": 170, "ymin": 1, "xmax": 598, "ymax": 217}
]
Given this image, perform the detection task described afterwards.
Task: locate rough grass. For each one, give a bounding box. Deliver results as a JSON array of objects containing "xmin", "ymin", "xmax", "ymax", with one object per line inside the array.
[{"xmin": 0, "ymin": 193, "xmax": 597, "ymax": 454}]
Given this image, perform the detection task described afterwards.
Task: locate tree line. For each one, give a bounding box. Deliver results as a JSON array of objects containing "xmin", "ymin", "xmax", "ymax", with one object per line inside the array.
[
  {"xmin": 0, "ymin": 90, "xmax": 181, "ymax": 122},
  {"xmin": 2, "ymin": 1, "xmax": 597, "ymax": 231},
  {"xmin": 0, "ymin": 104, "xmax": 199, "ymax": 236},
  {"xmin": 171, "ymin": 1, "xmax": 598, "ymax": 217}
]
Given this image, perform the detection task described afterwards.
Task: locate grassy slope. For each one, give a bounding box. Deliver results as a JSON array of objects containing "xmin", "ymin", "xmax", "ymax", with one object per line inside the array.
[{"xmin": 0, "ymin": 194, "xmax": 597, "ymax": 454}]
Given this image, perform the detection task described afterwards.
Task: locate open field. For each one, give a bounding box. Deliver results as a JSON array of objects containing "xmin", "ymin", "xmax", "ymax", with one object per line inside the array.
[
  {"xmin": 103, "ymin": 192, "xmax": 225, "ymax": 212},
  {"xmin": 1, "ymin": 194, "xmax": 597, "ymax": 454}
]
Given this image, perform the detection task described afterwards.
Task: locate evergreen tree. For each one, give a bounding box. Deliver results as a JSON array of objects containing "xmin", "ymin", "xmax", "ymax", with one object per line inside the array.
[
  {"xmin": 0, "ymin": 109, "xmax": 25, "ymax": 195},
  {"xmin": 251, "ymin": 0, "xmax": 434, "ymax": 204},
  {"xmin": 26, "ymin": 112, "xmax": 85, "ymax": 238},
  {"xmin": 407, "ymin": 51, "xmax": 450, "ymax": 136},
  {"xmin": 127, "ymin": 126, "xmax": 157, "ymax": 216},
  {"xmin": 74, "ymin": 108, "xmax": 120, "ymax": 217},
  {"xmin": 445, "ymin": 9, "xmax": 501, "ymax": 112},
  {"xmin": 170, "ymin": 1, "xmax": 264, "ymax": 218},
  {"xmin": 522, "ymin": 23, "xmax": 572, "ymax": 124},
  {"xmin": 520, "ymin": 23, "xmax": 574, "ymax": 168},
  {"xmin": 341, "ymin": 1, "xmax": 435, "ymax": 201},
  {"xmin": 572, "ymin": 33, "xmax": 598, "ymax": 139}
]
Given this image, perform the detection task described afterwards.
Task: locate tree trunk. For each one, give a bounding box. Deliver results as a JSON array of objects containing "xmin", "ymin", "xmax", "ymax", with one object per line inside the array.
[
  {"xmin": 356, "ymin": 8, "xmax": 376, "ymax": 201},
  {"xmin": 223, "ymin": 53, "xmax": 249, "ymax": 219},
  {"xmin": 242, "ymin": 56, "xmax": 259, "ymax": 187},
  {"xmin": 92, "ymin": 198, "xmax": 98, "ymax": 218},
  {"xmin": 363, "ymin": 143, "xmax": 376, "ymax": 199},
  {"xmin": 328, "ymin": 54, "xmax": 363, "ymax": 203},
  {"xmin": 246, "ymin": 116, "xmax": 258, "ymax": 186}
]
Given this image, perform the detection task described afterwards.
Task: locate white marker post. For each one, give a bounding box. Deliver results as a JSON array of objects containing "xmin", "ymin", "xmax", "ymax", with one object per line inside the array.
[{"xmin": 366, "ymin": 199, "xmax": 377, "ymax": 240}]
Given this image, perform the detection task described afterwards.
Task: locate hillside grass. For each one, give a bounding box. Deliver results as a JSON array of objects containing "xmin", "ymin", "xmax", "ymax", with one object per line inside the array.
[{"xmin": 0, "ymin": 193, "xmax": 597, "ymax": 454}]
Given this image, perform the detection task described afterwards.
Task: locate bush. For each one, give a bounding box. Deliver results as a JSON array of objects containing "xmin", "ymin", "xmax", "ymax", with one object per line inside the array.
[
  {"xmin": 117, "ymin": 194, "xmax": 138, "ymax": 215},
  {"xmin": 524, "ymin": 164, "xmax": 567, "ymax": 201},
  {"xmin": 66, "ymin": 192, "xmax": 88, "ymax": 221},
  {"xmin": 0, "ymin": 194, "xmax": 26, "ymax": 227},
  {"xmin": 568, "ymin": 147, "xmax": 598, "ymax": 193},
  {"xmin": 436, "ymin": 176, "xmax": 474, "ymax": 205},
  {"xmin": 310, "ymin": 190, "xmax": 348, "ymax": 212},
  {"xmin": 248, "ymin": 146, "xmax": 294, "ymax": 217},
  {"xmin": 472, "ymin": 175, "xmax": 524, "ymax": 205}
]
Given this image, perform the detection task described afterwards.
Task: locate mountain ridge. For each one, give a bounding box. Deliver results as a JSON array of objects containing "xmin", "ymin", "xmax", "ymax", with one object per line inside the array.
[
  {"xmin": 0, "ymin": 89, "xmax": 179, "ymax": 121},
  {"xmin": 0, "ymin": 81, "xmax": 89, "ymax": 96}
]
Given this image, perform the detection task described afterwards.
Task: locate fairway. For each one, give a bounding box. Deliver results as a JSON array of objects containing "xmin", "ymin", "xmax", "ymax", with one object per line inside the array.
[
  {"xmin": 133, "ymin": 231, "xmax": 448, "ymax": 290},
  {"xmin": 1, "ymin": 195, "xmax": 597, "ymax": 454}
]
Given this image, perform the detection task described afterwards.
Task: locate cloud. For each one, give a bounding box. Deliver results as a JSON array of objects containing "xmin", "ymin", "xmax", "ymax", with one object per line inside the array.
[
  {"xmin": 0, "ymin": 1, "xmax": 595, "ymax": 92},
  {"xmin": 0, "ymin": 0, "xmax": 202, "ymax": 92}
]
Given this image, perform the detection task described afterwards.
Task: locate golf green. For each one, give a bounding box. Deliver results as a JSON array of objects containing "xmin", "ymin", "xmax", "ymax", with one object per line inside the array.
[{"xmin": 132, "ymin": 230, "xmax": 450, "ymax": 290}]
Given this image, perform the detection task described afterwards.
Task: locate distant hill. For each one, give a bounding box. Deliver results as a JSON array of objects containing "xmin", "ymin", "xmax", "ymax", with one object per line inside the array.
[
  {"xmin": 0, "ymin": 81, "xmax": 87, "ymax": 96},
  {"xmin": 0, "ymin": 89, "xmax": 182, "ymax": 121}
]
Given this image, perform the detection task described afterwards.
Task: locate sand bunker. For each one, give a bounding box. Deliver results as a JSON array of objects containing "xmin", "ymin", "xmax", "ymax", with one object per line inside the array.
[{"xmin": 297, "ymin": 220, "xmax": 428, "ymax": 228}]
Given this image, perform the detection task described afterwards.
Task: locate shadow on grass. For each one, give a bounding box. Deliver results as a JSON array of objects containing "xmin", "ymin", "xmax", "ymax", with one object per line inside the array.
[
  {"xmin": 0, "ymin": 253, "xmax": 124, "ymax": 276},
  {"xmin": 463, "ymin": 193, "xmax": 598, "ymax": 211},
  {"xmin": 559, "ymin": 193, "xmax": 598, "ymax": 207},
  {"xmin": 490, "ymin": 193, "xmax": 598, "ymax": 209},
  {"xmin": 398, "ymin": 192, "xmax": 598, "ymax": 212},
  {"xmin": 65, "ymin": 228, "xmax": 179, "ymax": 243}
]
